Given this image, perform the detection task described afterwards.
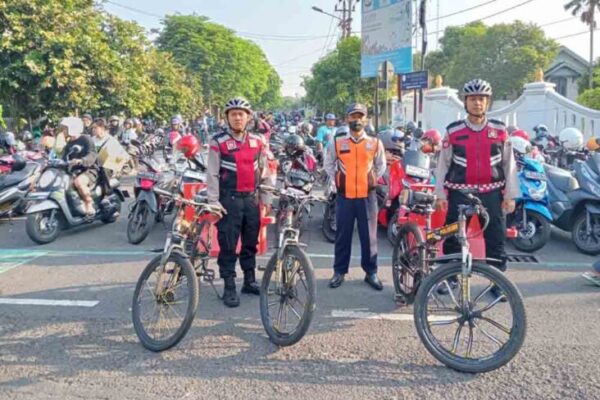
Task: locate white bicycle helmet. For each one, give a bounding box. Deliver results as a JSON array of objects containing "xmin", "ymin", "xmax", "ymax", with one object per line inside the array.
[
  {"xmin": 558, "ymin": 127, "xmax": 584, "ymax": 150},
  {"xmin": 59, "ymin": 117, "xmax": 84, "ymax": 137},
  {"xmin": 463, "ymin": 79, "xmax": 493, "ymax": 97},
  {"xmin": 224, "ymin": 97, "xmax": 252, "ymax": 115}
]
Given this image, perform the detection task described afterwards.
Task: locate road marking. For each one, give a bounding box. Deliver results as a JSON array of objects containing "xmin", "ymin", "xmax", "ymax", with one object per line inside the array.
[
  {"xmin": 0, "ymin": 253, "xmax": 47, "ymax": 274},
  {"xmin": 0, "ymin": 249, "xmax": 151, "ymax": 257},
  {"xmin": 0, "ymin": 298, "xmax": 99, "ymax": 307},
  {"xmin": 331, "ymin": 309, "xmax": 452, "ymax": 322},
  {"xmin": 0, "ymin": 217, "xmax": 27, "ymax": 222}
]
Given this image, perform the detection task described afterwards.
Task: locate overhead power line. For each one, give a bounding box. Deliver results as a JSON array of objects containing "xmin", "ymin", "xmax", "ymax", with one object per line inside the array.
[
  {"xmin": 553, "ymin": 29, "xmax": 600, "ymax": 40},
  {"xmin": 426, "ymin": 0, "xmax": 498, "ymax": 23}
]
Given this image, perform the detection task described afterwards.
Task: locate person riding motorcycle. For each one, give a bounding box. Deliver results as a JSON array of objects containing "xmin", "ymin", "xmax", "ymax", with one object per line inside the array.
[
  {"xmin": 82, "ymin": 113, "xmax": 94, "ymax": 136},
  {"xmin": 284, "ymin": 134, "xmax": 317, "ymax": 176},
  {"xmin": 379, "ymin": 128, "xmax": 405, "ymax": 166},
  {"xmin": 60, "ymin": 117, "xmax": 98, "ymax": 215},
  {"xmin": 587, "ymin": 136, "xmax": 600, "ymax": 153},
  {"xmin": 121, "ymin": 118, "xmax": 138, "ymax": 145},
  {"xmin": 0, "ymin": 131, "xmax": 16, "ymax": 155},
  {"xmin": 168, "ymin": 116, "xmax": 183, "ymax": 148},
  {"xmin": 206, "ymin": 97, "xmax": 273, "ymax": 308},
  {"xmin": 315, "ymin": 113, "xmax": 337, "ymax": 151},
  {"xmin": 434, "ymin": 79, "xmax": 520, "ymax": 298},
  {"xmin": 108, "ymin": 116, "xmax": 122, "ymax": 138}
]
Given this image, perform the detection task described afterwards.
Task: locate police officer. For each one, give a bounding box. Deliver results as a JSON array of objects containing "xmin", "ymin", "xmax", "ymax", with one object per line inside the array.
[
  {"xmin": 206, "ymin": 97, "xmax": 273, "ymax": 308},
  {"xmin": 434, "ymin": 79, "xmax": 519, "ymax": 299},
  {"xmin": 324, "ymin": 103, "xmax": 387, "ymax": 290}
]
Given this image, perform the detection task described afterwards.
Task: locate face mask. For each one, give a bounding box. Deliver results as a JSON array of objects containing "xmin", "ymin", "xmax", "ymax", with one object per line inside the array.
[{"xmin": 349, "ymin": 120, "xmax": 364, "ymax": 132}]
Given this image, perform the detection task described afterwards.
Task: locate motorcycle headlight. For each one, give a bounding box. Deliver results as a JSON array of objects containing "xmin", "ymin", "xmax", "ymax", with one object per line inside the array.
[
  {"xmin": 37, "ymin": 170, "xmax": 56, "ymax": 189},
  {"xmin": 527, "ymin": 185, "xmax": 545, "ymax": 201}
]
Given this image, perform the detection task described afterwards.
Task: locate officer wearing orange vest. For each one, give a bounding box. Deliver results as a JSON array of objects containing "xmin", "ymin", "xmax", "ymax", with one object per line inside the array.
[{"xmin": 324, "ymin": 103, "xmax": 387, "ymax": 290}]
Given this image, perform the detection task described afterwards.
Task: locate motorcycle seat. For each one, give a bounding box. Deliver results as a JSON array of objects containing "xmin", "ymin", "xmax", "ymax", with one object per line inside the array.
[
  {"xmin": 0, "ymin": 163, "xmax": 37, "ymax": 190},
  {"xmin": 544, "ymin": 164, "xmax": 579, "ymax": 193}
]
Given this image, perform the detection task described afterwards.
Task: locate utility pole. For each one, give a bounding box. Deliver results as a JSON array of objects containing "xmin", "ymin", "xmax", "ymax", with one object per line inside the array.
[
  {"xmin": 590, "ymin": 2, "xmax": 596, "ymax": 90},
  {"xmin": 335, "ymin": 0, "xmax": 359, "ymax": 39}
]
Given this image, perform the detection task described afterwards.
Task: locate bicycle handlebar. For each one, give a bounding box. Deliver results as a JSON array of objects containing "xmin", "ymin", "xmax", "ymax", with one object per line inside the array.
[
  {"xmin": 259, "ymin": 184, "xmax": 326, "ymax": 203},
  {"xmin": 152, "ymin": 187, "xmax": 225, "ymax": 217}
]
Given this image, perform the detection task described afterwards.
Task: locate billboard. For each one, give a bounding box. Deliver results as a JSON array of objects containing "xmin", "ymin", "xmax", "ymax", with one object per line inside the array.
[{"xmin": 361, "ymin": 0, "xmax": 413, "ymax": 78}]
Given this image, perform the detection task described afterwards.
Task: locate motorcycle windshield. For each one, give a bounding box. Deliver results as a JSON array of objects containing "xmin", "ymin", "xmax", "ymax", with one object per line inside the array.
[{"xmin": 402, "ymin": 150, "xmax": 430, "ymax": 180}]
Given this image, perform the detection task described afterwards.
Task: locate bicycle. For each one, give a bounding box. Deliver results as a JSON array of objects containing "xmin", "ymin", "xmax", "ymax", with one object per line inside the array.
[
  {"xmin": 131, "ymin": 187, "xmax": 224, "ymax": 352},
  {"xmin": 258, "ymin": 185, "xmax": 325, "ymax": 346},
  {"xmin": 392, "ymin": 188, "xmax": 527, "ymax": 373}
]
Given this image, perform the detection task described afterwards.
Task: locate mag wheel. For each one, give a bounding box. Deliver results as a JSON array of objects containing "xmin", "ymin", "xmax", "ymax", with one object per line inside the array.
[{"xmin": 392, "ymin": 222, "xmax": 424, "ymax": 305}]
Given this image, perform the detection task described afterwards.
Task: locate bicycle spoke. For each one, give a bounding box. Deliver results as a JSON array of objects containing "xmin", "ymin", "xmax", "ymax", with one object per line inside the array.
[
  {"xmin": 451, "ymin": 322, "xmax": 464, "ymax": 354},
  {"xmin": 429, "ymin": 316, "xmax": 460, "ymax": 326},
  {"xmin": 475, "ymin": 294, "xmax": 505, "ymax": 314},
  {"xmin": 473, "ymin": 320, "xmax": 504, "ymax": 348},
  {"xmin": 478, "ymin": 316, "xmax": 511, "ymax": 335},
  {"xmin": 466, "ymin": 324, "xmax": 474, "ymax": 358},
  {"xmin": 473, "ymin": 283, "xmax": 495, "ymax": 304},
  {"xmin": 275, "ymin": 302, "xmax": 284, "ymax": 331},
  {"xmin": 287, "ymin": 300, "xmax": 302, "ymax": 321},
  {"xmin": 444, "ymin": 280, "xmax": 461, "ymax": 308}
]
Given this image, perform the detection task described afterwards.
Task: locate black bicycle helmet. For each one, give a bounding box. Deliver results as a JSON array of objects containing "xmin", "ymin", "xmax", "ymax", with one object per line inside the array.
[{"xmin": 284, "ymin": 134, "xmax": 306, "ymax": 157}]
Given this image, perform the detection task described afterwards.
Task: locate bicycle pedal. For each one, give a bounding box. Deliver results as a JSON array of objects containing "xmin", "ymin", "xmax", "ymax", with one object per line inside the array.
[{"xmin": 202, "ymin": 268, "xmax": 216, "ymax": 282}]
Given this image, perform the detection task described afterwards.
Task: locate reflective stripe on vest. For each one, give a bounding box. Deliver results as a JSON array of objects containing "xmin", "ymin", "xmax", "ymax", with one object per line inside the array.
[
  {"xmin": 335, "ymin": 136, "xmax": 378, "ymax": 199},
  {"xmin": 215, "ymin": 132, "xmax": 262, "ymax": 192}
]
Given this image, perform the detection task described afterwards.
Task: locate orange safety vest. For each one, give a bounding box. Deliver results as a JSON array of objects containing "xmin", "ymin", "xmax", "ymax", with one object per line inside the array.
[{"xmin": 334, "ymin": 134, "xmax": 379, "ymax": 199}]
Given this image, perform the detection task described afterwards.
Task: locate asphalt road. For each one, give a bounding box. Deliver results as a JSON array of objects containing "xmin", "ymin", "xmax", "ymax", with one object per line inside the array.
[{"xmin": 0, "ymin": 188, "xmax": 599, "ymax": 399}]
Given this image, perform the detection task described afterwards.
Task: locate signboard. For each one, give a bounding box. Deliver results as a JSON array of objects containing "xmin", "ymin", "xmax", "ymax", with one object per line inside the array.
[
  {"xmin": 361, "ymin": 0, "xmax": 413, "ymax": 78},
  {"xmin": 400, "ymin": 71, "xmax": 429, "ymax": 91}
]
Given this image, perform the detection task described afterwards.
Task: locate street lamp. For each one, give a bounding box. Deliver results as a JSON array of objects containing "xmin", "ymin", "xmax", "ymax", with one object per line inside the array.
[{"xmin": 311, "ymin": 5, "xmax": 342, "ymax": 20}]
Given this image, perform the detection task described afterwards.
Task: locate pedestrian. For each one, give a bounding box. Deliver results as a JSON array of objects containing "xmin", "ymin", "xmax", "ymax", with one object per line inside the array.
[
  {"xmin": 206, "ymin": 97, "xmax": 273, "ymax": 308},
  {"xmin": 324, "ymin": 103, "xmax": 387, "ymax": 290},
  {"xmin": 434, "ymin": 78, "xmax": 519, "ymax": 300}
]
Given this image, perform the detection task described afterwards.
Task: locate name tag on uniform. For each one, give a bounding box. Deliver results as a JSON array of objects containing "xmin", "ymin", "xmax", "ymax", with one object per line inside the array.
[
  {"xmin": 340, "ymin": 140, "xmax": 350, "ymax": 152},
  {"xmin": 226, "ymin": 140, "xmax": 238, "ymax": 151},
  {"xmin": 249, "ymin": 139, "xmax": 258, "ymax": 148},
  {"xmin": 488, "ymin": 129, "xmax": 498, "ymax": 139},
  {"xmin": 365, "ymin": 141, "xmax": 374, "ymax": 151}
]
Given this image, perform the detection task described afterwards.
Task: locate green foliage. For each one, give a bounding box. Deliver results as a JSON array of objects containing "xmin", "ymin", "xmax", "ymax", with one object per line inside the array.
[
  {"xmin": 424, "ymin": 21, "xmax": 559, "ymax": 99},
  {"xmin": 0, "ymin": 105, "xmax": 5, "ymax": 129},
  {"xmin": 157, "ymin": 15, "xmax": 281, "ymax": 110},
  {"xmin": 303, "ymin": 37, "xmax": 375, "ymax": 116}
]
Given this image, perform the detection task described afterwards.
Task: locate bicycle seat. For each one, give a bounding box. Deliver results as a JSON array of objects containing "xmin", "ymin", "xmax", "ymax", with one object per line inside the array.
[{"xmin": 544, "ymin": 163, "xmax": 579, "ymax": 193}]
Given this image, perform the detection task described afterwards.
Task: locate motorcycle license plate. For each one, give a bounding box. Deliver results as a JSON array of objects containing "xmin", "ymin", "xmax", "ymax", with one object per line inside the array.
[
  {"xmin": 524, "ymin": 171, "xmax": 546, "ymax": 181},
  {"xmin": 137, "ymin": 171, "xmax": 157, "ymax": 181}
]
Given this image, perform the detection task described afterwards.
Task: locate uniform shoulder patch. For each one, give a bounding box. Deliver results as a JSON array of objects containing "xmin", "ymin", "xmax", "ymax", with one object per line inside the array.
[
  {"xmin": 335, "ymin": 130, "xmax": 347, "ymax": 138},
  {"xmin": 213, "ymin": 131, "xmax": 229, "ymax": 144},
  {"xmin": 446, "ymin": 120, "xmax": 466, "ymax": 135},
  {"xmin": 488, "ymin": 119, "xmax": 506, "ymax": 131}
]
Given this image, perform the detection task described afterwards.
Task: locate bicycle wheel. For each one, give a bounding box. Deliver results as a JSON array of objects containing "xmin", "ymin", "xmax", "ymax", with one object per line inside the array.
[
  {"xmin": 260, "ymin": 245, "xmax": 316, "ymax": 347},
  {"xmin": 132, "ymin": 252, "xmax": 199, "ymax": 352},
  {"xmin": 413, "ymin": 262, "xmax": 526, "ymax": 373},
  {"xmin": 392, "ymin": 222, "xmax": 424, "ymax": 305}
]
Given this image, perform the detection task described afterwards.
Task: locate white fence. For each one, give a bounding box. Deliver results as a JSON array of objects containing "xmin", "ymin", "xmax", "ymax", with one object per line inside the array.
[{"xmin": 398, "ymin": 80, "xmax": 600, "ymax": 139}]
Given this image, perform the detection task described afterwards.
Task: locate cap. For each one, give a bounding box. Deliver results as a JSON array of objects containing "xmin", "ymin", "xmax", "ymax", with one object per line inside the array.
[
  {"xmin": 346, "ymin": 103, "xmax": 367, "ymax": 116},
  {"xmin": 82, "ymin": 113, "xmax": 93, "ymax": 120}
]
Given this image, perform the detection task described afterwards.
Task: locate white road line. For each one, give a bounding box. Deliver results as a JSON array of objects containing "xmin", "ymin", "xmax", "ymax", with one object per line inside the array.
[
  {"xmin": 0, "ymin": 298, "xmax": 99, "ymax": 307},
  {"xmin": 331, "ymin": 309, "xmax": 452, "ymax": 322}
]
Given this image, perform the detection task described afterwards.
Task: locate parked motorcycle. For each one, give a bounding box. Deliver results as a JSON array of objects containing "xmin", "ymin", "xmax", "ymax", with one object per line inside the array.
[
  {"xmin": 508, "ymin": 156, "xmax": 552, "ymax": 252},
  {"xmin": 25, "ymin": 155, "xmax": 127, "ymax": 244},
  {"xmin": 545, "ymin": 153, "xmax": 600, "ymax": 255},
  {"xmin": 0, "ymin": 157, "xmax": 42, "ymax": 218},
  {"xmin": 321, "ymin": 175, "xmax": 337, "ymax": 243}
]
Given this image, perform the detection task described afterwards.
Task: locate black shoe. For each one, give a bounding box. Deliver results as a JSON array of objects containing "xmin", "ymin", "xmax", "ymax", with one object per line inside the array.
[
  {"xmin": 490, "ymin": 284, "xmax": 508, "ymax": 303},
  {"xmin": 436, "ymin": 277, "xmax": 458, "ymax": 295},
  {"xmin": 364, "ymin": 273, "xmax": 383, "ymax": 291},
  {"xmin": 241, "ymin": 270, "xmax": 260, "ymax": 295},
  {"xmin": 329, "ymin": 273, "xmax": 345, "ymax": 288},
  {"xmin": 223, "ymin": 278, "xmax": 240, "ymax": 308}
]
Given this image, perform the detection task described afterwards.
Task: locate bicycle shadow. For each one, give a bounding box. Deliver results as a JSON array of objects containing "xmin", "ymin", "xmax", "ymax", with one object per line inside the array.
[{"xmin": 0, "ymin": 279, "xmax": 477, "ymax": 391}]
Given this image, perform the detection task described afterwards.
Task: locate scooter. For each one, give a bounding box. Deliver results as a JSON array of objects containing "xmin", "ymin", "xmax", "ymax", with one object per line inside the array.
[
  {"xmin": 0, "ymin": 157, "xmax": 42, "ymax": 218},
  {"xmin": 25, "ymin": 152, "xmax": 128, "ymax": 244},
  {"xmin": 545, "ymin": 153, "xmax": 600, "ymax": 255},
  {"xmin": 508, "ymin": 156, "xmax": 552, "ymax": 252}
]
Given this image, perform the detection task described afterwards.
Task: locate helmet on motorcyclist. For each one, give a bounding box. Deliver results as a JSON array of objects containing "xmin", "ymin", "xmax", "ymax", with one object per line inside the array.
[
  {"xmin": 170, "ymin": 116, "xmax": 181, "ymax": 126},
  {"xmin": 21, "ymin": 131, "xmax": 33, "ymax": 142},
  {"xmin": 421, "ymin": 129, "xmax": 442, "ymax": 154},
  {"xmin": 558, "ymin": 127, "xmax": 584, "ymax": 150},
  {"xmin": 59, "ymin": 117, "xmax": 84, "ymax": 138},
  {"xmin": 413, "ymin": 127, "xmax": 424, "ymax": 140},
  {"xmin": 586, "ymin": 137, "xmax": 600, "ymax": 152},
  {"xmin": 284, "ymin": 134, "xmax": 306, "ymax": 157},
  {"xmin": 325, "ymin": 113, "xmax": 336, "ymax": 121},
  {"xmin": 124, "ymin": 118, "xmax": 134, "ymax": 128},
  {"xmin": 510, "ymin": 129, "xmax": 530, "ymax": 142},
  {"xmin": 176, "ymin": 134, "xmax": 200, "ymax": 159},
  {"xmin": 381, "ymin": 129, "xmax": 405, "ymax": 156},
  {"xmin": 405, "ymin": 121, "xmax": 417, "ymax": 135},
  {"xmin": 155, "ymin": 128, "xmax": 165, "ymax": 136},
  {"xmin": 300, "ymin": 122, "xmax": 313, "ymax": 136},
  {"xmin": 109, "ymin": 115, "xmax": 120, "ymax": 124},
  {"xmin": 462, "ymin": 78, "xmax": 493, "ymax": 97}
]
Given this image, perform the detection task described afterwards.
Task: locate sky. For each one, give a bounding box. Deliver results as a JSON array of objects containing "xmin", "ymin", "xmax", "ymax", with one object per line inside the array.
[{"xmin": 102, "ymin": 0, "xmax": 597, "ymax": 97}]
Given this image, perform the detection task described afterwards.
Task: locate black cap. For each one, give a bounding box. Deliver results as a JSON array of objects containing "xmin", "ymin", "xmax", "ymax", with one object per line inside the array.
[
  {"xmin": 346, "ymin": 103, "xmax": 367, "ymax": 116},
  {"xmin": 92, "ymin": 118, "xmax": 106, "ymax": 128}
]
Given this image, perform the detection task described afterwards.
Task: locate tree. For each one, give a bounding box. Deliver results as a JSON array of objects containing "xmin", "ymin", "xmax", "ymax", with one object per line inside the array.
[
  {"xmin": 157, "ymin": 15, "xmax": 281, "ymax": 111},
  {"xmin": 424, "ymin": 21, "xmax": 559, "ymax": 99},
  {"xmin": 565, "ymin": 0, "xmax": 599, "ymax": 89},
  {"xmin": 303, "ymin": 37, "xmax": 375, "ymax": 116}
]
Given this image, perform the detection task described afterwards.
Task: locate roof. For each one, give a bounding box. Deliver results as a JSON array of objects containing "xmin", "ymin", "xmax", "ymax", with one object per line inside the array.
[
  {"xmin": 546, "ymin": 62, "xmax": 584, "ymax": 78},
  {"xmin": 546, "ymin": 46, "xmax": 589, "ymax": 77}
]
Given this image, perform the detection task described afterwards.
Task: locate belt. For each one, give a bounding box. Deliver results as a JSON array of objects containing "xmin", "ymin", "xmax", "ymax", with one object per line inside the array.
[
  {"xmin": 221, "ymin": 190, "xmax": 256, "ymax": 198},
  {"xmin": 444, "ymin": 180, "xmax": 505, "ymax": 193}
]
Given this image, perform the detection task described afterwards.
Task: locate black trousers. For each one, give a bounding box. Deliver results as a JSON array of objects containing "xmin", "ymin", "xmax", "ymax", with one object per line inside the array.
[
  {"xmin": 443, "ymin": 189, "xmax": 507, "ymax": 271},
  {"xmin": 216, "ymin": 193, "xmax": 260, "ymax": 279}
]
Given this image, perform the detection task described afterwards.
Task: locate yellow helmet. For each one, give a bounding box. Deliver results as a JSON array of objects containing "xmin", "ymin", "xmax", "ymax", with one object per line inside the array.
[{"xmin": 587, "ymin": 137, "xmax": 600, "ymax": 152}]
